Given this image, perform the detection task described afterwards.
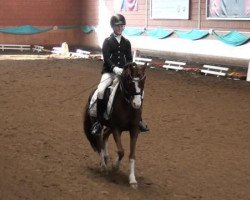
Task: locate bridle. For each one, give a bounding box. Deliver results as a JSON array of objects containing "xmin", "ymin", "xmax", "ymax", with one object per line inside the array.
[{"xmin": 119, "ymin": 73, "xmax": 146, "ymax": 104}]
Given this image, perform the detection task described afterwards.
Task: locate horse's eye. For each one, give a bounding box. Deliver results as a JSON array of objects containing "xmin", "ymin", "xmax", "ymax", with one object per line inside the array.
[{"xmin": 127, "ymin": 77, "xmax": 132, "ymax": 83}]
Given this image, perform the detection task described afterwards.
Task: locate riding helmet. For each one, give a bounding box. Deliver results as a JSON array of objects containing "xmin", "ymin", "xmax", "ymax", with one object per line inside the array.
[{"xmin": 110, "ymin": 14, "xmax": 126, "ymax": 28}]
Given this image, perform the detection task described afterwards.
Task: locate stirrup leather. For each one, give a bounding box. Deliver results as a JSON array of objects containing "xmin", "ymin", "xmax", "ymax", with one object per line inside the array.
[
  {"xmin": 91, "ymin": 122, "xmax": 103, "ymax": 135},
  {"xmin": 139, "ymin": 121, "xmax": 149, "ymax": 132}
]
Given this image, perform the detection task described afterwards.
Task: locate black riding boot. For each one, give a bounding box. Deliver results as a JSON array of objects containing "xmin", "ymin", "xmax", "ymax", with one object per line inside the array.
[
  {"xmin": 139, "ymin": 120, "xmax": 150, "ymax": 133},
  {"xmin": 91, "ymin": 98, "xmax": 106, "ymax": 135}
]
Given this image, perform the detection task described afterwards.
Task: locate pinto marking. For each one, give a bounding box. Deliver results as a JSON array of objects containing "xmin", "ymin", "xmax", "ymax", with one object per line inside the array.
[{"xmin": 132, "ymin": 77, "xmax": 142, "ymax": 109}]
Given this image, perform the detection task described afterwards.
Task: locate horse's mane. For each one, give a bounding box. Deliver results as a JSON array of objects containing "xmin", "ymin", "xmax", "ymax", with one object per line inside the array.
[
  {"xmin": 122, "ymin": 62, "xmax": 134, "ymax": 75},
  {"xmin": 123, "ymin": 62, "xmax": 134, "ymax": 71},
  {"xmin": 121, "ymin": 62, "xmax": 147, "ymax": 82}
]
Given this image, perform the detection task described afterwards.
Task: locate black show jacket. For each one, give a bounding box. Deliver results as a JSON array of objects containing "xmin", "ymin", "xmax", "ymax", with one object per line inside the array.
[{"xmin": 102, "ymin": 34, "xmax": 133, "ymax": 74}]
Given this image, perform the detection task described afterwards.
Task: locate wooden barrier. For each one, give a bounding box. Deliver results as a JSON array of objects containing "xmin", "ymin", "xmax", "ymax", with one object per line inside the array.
[
  {"xmin": 0, "ymin": 44, "xmax": 31, "ymax": 51},
  {"xmin": 133, "ymin": 50, "xmax": 152, "ymax": 65},
  {"xmin": 71, "ymin": 49, "xmax": 91, "ymax": 59},
  {"xmin": 201, "ymin": 65, "xmax": 229, "ymax": 77},
  {"xmin": 32, "ymin": 45, "xmax": 44, "ymax": 52},
  {"xmin": 163, "ymin": 60, "xmax": 186, "ymax": 71}
]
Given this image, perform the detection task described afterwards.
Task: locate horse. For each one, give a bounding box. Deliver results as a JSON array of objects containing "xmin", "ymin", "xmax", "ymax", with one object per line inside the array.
[{"xmin": 83, "ymin": 62, "xmax": 147, "ymax": 189}]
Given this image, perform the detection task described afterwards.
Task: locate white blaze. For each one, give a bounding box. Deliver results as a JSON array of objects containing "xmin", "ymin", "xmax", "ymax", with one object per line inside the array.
[{"xmin": 132, "ymin": 78, "xmax": 142, "ymax": 109}]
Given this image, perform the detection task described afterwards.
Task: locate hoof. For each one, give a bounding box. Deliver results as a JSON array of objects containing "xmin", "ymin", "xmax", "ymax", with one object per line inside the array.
[
  {"xmin": 100, "ymin": 163, "xmax": 108, "ymax": 173},
  {"xmin": 130, "ymin": 182, "xmax": 138, "ymax": 189},
  {"xmin": 100, "ymin": 167, "xmax": 108, "ymax": 175},
  {"xmin": 112, "ymin": 164, "xmax": 120, "ymax": 172},
  {"xmin": 104, "ymin": 156, "xmax": 110, "ymax": 166}
]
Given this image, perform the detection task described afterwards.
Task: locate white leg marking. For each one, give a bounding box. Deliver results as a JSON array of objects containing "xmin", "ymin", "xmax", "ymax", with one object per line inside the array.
[{"xmin": 129, "ymin": 159, "xmax": 137, "ymax": 187}]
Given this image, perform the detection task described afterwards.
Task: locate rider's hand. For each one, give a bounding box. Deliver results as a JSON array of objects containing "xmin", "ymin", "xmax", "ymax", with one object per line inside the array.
[{"xmin": 113, "ymin": 67, "xmax": 123, "ymax": 75}]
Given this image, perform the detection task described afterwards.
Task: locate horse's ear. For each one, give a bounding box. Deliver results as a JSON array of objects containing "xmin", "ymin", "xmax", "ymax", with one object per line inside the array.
[
  {"xmin": 123, "ymin": 62, "xmax": 133, "ymax": 71},
  {"xmin": 127, "ymin": 62, "xmax": 136, "ymax": 71}
]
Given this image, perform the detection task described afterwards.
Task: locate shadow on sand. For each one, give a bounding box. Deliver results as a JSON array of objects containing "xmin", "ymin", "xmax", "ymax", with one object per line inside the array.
[{"xmin": 85, "ymin": 165, "xmax": 154, "ymax": 189}]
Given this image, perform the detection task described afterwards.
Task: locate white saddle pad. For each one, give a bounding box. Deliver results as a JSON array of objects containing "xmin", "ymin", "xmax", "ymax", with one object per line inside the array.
[{"xmin": 89, "ymin": 78, "xmax": 119, "ymax": 120}]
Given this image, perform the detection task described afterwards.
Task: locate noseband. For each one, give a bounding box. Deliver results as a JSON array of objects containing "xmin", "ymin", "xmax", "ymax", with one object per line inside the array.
[{"xmin": 119, "ymin": 73, "xmax": 146, "ymax": 104}]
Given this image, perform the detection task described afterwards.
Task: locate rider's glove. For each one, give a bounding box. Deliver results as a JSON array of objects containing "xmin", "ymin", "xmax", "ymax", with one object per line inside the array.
[{"xmin": 113, "ymin": 67, "xmax": 123, "ymax": 75}]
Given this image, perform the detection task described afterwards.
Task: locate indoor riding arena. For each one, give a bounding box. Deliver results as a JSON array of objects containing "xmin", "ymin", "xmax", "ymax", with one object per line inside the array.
[{"xmin": 1, "ymin": 1, "xmax": 250, "ymax": 200}]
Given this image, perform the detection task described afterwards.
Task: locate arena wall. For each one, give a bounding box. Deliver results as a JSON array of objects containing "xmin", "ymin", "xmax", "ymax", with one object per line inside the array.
[
  {"xmin": 1, "ymin": 0, "xmax": 250, "ymax": 46},
  {"xmin": 0, "ymin": 0, "xmax": 82, "ymax": 45},
  {"xmin": 80, "ymin": 0, "xmax": 250, "ymax": 67},
  {"xmin": 0, "ymin": 0, "xmax": 250, "ymax": 66},
  {"xmin": 81, "ymin": 0, "xmax": 250, "ymax": 31},
  {"xmin": 80, "ymin": 0, "xmax": 250, "ymax": 46}
]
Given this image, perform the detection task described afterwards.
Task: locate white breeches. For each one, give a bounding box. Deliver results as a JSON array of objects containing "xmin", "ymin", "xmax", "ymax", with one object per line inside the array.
[{"xmin": 97, "ymin": 73, "xmax": 115, "ymax": 99}]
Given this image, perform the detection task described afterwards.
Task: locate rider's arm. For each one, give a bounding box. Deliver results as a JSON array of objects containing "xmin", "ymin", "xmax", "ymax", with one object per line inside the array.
[
  {"xmin": 125, "ymin": 40, "xmax": 133, "ymax": 63},
  {"xmin": 102, "ymin": 38, "xmax": 116, "ymax": 71}
]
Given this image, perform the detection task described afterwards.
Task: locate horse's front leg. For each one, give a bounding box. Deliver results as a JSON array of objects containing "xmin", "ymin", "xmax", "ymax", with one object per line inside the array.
[
  {"xmin": 129, "ymin": 128, "xmax": 139, "ymax": 189},
  {"xmin": 112, "ymin": 129, "xmax": 124, "ymax": 171}
]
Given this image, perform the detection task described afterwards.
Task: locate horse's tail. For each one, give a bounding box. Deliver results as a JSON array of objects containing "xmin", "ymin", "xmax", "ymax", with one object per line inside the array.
[{"xmin": 83, "ymin": 93, "xmax": 102, "ymax": 153}]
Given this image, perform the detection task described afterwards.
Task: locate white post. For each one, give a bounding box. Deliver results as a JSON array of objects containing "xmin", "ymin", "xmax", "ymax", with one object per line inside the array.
[
  {"xmin": 247, "ymin": 62, "xmax": 250, "ymax": 82},
  {"xmin": 133, "ymin": 50, "xmax": 137, "ymax": 62}
]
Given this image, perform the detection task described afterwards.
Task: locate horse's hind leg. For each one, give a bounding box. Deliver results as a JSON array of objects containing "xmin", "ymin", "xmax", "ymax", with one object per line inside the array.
[
  {"xmin": 112, "ymin": 129, "xmax": 124, "ymax": 171},
  {"xmin": 100, "ymin": 128, "xmax": 111, "ymax": 171},
  {"xmin": 103, "ymin": 128, "xmax": 111, "ymax": 165}
]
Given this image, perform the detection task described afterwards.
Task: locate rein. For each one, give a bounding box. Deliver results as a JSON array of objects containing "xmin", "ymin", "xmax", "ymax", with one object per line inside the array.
[
  {"xmin": 59, "ymin": 74, "xmax": 116, "ymax": 104},
  {"xmin": 119, "ymin": 73, "xmax": 146, "ymax": 103}
]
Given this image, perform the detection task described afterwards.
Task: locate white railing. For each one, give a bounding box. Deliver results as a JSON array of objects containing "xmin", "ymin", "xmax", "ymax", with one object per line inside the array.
[
  {"xmin": 201, "ymin": 65, "xmax": 229, "ymax": 77},
  {"xmin": 0, "ymin": 44, "xmax": 31, "ymax": 51}
]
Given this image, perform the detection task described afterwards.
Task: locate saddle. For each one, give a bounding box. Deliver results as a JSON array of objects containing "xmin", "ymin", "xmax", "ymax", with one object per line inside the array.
[{"xmin": 89, "ymin": 78, "xmax": 120, "ymax": 120}]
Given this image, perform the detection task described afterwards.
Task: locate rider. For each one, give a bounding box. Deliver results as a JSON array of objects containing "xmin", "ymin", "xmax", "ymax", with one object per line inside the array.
[{"xmin": 91, "ymin": 14, "xmax": 149, "ymax": 135}]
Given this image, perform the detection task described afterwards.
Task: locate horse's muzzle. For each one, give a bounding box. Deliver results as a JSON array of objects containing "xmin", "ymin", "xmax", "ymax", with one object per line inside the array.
[{"xmin": 131, "ymin": 95, "xmax": 142, "ymax": 109}]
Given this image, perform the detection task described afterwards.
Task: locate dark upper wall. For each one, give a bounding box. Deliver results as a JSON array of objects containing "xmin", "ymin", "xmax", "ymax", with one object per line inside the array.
[
  {"xmin": 0, "ymin": 0, "xmax": 82, "ymax": 26},
  {"xmin": 81, "ymin": 1, "xmax": 99, "ymax": 26}
]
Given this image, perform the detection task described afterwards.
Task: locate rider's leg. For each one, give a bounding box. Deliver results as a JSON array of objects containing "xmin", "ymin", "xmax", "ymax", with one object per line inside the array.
[
  {"xmin": 139, "ymin": 119, "xmax": 149, "ymax": 132},
  {"xmin": 91, "ymin": 98, "xmax": 106, "ymax": 135},
  {"xmin": 91, "ymin": 73, "xmax": 114, "ymax": 135}
]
